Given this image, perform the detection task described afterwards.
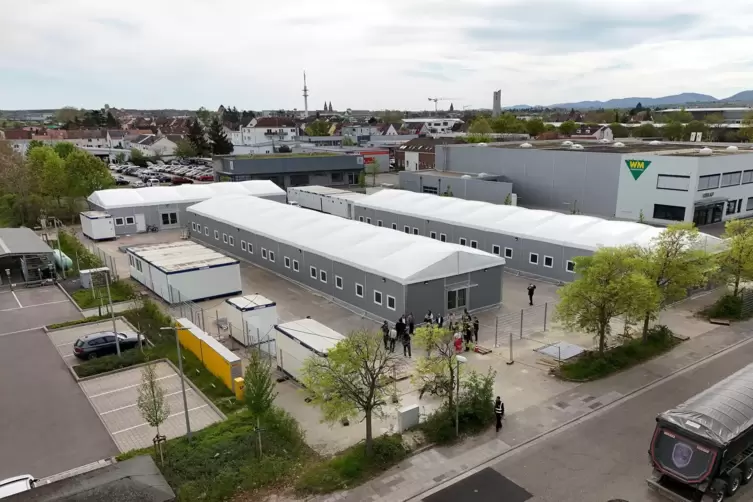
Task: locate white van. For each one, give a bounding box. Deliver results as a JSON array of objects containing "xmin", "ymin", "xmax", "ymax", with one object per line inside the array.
[
  {"xmin": 146, "ymin": 178, "xmax": 161, "ymax": 187},
  {"xmin": 0, "ymin": 475, "xmax": 36, "ymax": 498}
]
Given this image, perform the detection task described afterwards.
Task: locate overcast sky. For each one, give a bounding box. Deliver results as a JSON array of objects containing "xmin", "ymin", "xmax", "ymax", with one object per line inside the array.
[{"xmin": 2, "ymin": 0, "xmax": 752, "ymax": 111}]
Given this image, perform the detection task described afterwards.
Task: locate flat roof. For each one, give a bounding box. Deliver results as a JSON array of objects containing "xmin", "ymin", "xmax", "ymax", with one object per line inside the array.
[
  {"xmin": 226, "ymin": 294, "xmax": 276, "ymax": 311},
  {"xmin": 486, "ymin": 140, "xmax": 753, "ymax": 156},
  {"xmin": 188, "ymin": 194, "xmax": 505, "ymax": 285},
  {"xmin": 127, "ymin": 241, "xmax": 238, "ymax": 274},
  {"xmin": 290, "ymin": 185, "xmax": 369, "ymax": 201},
  {"xmin": 0, "ymin": 227, "xmax": 53, "ymax": 257},
  {"xmin": 275, "ymin": 318, "xmax": 345, "ymax": 357},
  {"xmin": 80, "ymin": 211, "xmax": 111, "ymax": 219},
  {"xmin": 355, "ymin": 189, "xmax": 723, "ymax": 252},
  {"xmin": 176, "ymin": 318, "xmax": 241, "ymax": 363},
  {"xmin": 88, "ymin": 180, "xmax": 285, "ymax": 209}
]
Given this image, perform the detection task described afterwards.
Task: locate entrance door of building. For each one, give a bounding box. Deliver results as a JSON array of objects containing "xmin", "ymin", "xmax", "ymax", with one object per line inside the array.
[
  {"xmin": 135, "ymin": 214, "xmax": 146, "ymax": 232},
  {"xmin": 693, "ymin": 203, "xmax": 724, "ymax": 226}
]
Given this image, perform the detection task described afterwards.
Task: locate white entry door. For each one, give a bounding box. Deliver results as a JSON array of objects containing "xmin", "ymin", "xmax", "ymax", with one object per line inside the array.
[{"xmin": 135, "ymin": 214, "xmax": 146, "ymax": 232}]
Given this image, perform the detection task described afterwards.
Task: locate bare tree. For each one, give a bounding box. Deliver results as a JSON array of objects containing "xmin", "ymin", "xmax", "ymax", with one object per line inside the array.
[{"xmin": 137, "ymin": 363, "xmax": 170, "ymax": 464}]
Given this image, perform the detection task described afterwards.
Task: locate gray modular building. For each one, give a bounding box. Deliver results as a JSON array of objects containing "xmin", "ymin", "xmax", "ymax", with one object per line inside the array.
[
  {"xmin": 399, "ymin": 170, "xmax": 513, "ymax": 204},
  {"xmin": 352, "ymin": 189, "xmax": 722, "ymax": 283},
  {"xmin": 436, "ymin": 141, "xmax": 753, "ymax": 226},
  {"xmin": 186, "ymin": 194, "xmax": 506, "ymax": 320},
  {"xmin": 213, "ymin": 153, "xmax": 365, "ymax": 188},
  {"xmin": 87, "ymin": 180, "xmax": 285, "ymax": 236},
  {"xmin": 0, "ymin": 227, "xmax": 55, "ymax": 284}
]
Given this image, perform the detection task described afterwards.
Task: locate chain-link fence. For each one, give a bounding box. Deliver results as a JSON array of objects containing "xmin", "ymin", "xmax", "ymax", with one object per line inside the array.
[
  {"xmin": 85, "ymin": 242, "xmax": 122, "ymax": 279},
  {"xmin": 489, "ymin": 302, "xmax": 553, "ymax": 346}
]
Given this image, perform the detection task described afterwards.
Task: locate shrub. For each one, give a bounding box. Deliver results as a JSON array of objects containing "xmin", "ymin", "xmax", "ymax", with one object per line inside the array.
[
  {"xmin": 558, "ymin": 325, "xmax": 678, "ymax": 381},
  {"xmin": 47, "ymin": 314, "xmax": 112, "ymax": 329},
  {"xmin": 701, "ymin": 294, "xmax": 744, "ymax": 320},
  {"xmin": 295, "ymin": 434, "xmax": 408, "ymax": 494},
  {"xmin": 58, "ymin": 231, "xmax": 102, "ymax": 272},
  {"xmin": 70, "ymin": 279, "xmax": 136, "ymax": 309},
  {"xmin": 73, "ymin": 348, "xmax": 148, "ymax": 378}
]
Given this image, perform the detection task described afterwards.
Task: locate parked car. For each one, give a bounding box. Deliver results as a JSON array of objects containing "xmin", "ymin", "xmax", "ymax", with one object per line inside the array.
[
  {"xmin": 73, "ymin": 331, "xmax": 141, "ymax": 360},
  {"xmin": 133, "ymin": 181, "xmax": 146, "ymax": 188},
  {"xmin": 171, "ymin": 177, "xmax": 194, "ymax": 185},
  {"xmin": 159, "ymin": 174, "xmax": 172, "ymax": 183},
  {"xmin": 114, "ymin": 176, "xmax": 130, "ymax": 186},
  {"xmin": 0, "ymin": 474, "xmax": 37, "ymax": 498},
  {"xmin": 146, "ymin": 178, "xmax": 161, "ymax": 187},
  {"xmin": 198, "ymin": 174, "xmax": 214, "ymax": 181}
]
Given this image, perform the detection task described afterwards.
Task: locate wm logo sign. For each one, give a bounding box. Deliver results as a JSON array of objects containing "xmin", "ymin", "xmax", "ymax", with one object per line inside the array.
[{"xmin": 625, "ymin": 159, "xmax": 652, "ymax": 180}]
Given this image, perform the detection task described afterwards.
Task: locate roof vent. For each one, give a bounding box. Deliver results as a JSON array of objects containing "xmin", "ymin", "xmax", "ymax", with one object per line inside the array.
[
  {"xmin": 613, "ymin": 142, "xmax": 625, "ymax": 148},
  {"xmin": 649, "ymin": 140, "xmax": 663, "ymax": 145},
  {"xmin": 727, "ymin": 145, "xmax": 739, "ymax": 151},
  {"xmin": 476, "ymin": 142, "xmax": 488, "ymax": 147},
  {"xmin": 520, "ymin": 142, "xmax": 533, "ymax": 148},
  {"xmin": 561, "ymin": 140, "xmax": 573, "ymax": 147},
  {"xmin": 570, "ymin": 144, "xmax": 584, "ymax": 150},
  {"xmin": 698, "ymin": 147, "xmax": 713, "ymax": 156},
  {"xmin": 461, "ymin": 174, "xmax": 472, "ymax": 179}
]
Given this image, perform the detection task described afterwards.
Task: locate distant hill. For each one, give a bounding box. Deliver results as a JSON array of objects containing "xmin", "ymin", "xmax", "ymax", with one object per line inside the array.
[
  {"xmin": 504, "ymin": 104, "xmax": 537, "ymax": 110},
  {"xmin": 725, "ymin": 90, "xmax": 753, "ymax": 103},
  {"xmin": 549, "ymin": 93, "xmax": 719, "ymax": 109}
]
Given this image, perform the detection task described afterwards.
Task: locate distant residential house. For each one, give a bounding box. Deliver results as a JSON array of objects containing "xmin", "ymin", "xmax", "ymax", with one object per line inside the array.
[
  {"xmin": 223, "ymin": 125, "xmax": 243, "ymax": 146},
  {"xmin": 376, "ymin": 123, "xmax": 399, "ymax": 136},
  {"xmin": 240, "ymin": 117, "xmax": 298, "ymax": 145},
  {"xmin": 125, "ymin": 134, "xmax": 178, "ymax": 156},
  {"xmin": 571, "ymin": 124, "xmax": 614, "ymax": 141},
  {"xmin": 395, "ymin": 137, "xmax": 466, "ymax": 171},
  {"xmin": 107, "ymin": 129, "xmax": 128, "ymax": 148},
  {"xmin": 66, "ymin": 129, "xmax": 109, "ymax": 149},
  {"xmin": 342, "ymin": 123, "xmax": 383, "ymax": 137},
  {"xmin": 1, "ymin": 129, "xmax": 32, "ymax": 140}
]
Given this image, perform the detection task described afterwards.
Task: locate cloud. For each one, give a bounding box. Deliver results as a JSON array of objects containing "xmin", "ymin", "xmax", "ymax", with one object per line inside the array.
[{"xmin": 0, "ymin": 0, "xmax": 752, "ymax": 110}]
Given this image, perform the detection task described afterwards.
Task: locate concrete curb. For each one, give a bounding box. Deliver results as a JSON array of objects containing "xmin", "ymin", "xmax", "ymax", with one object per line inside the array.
[{"xmin": 407, "ymin": 331, "xmax": 753, "ymax": 501}]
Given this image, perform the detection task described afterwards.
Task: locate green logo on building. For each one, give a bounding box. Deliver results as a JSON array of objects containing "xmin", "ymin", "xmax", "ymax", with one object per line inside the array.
[{"xmin": 625, "ymin": 159, "xmax": 652, "ymax": 180}]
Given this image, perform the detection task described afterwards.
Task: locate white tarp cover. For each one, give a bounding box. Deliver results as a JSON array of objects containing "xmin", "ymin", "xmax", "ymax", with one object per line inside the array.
[
  {"xmin": 188, "ymin": 194, "xmax": 506, "ymax": 285},
  {"xmin": 355, "ymin": 190, "xmax": 723, "ymax": 252},
  {"xmin": 88, "ymin": 180, "xmax": 285, "ymax": 209}
]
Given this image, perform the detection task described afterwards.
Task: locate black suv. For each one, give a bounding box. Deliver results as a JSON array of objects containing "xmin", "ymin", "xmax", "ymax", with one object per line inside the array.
[{"xmin": 73, "ymin": 331, "xmax": 141, "ymax": 360}]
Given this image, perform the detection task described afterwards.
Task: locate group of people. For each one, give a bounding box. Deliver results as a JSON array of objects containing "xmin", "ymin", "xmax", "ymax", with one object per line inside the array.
[
  {"xmin": 449, "ymin": 309, "xmax": 480, "ymax": 353},
  {"xmin": 381, "ymin": 312, "xmax": 416, "ymax": 357},
  {"xmin": 381, "ymin": 309, "xmax": 482, "ymax": 358}
]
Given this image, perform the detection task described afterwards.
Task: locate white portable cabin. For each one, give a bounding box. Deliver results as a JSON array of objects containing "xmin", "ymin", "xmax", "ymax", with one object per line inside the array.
[
  {"xmin": 80, "ymin": 211, "xmax": 116, "ymax": 240},
  {"xmin": 225, "ymin": 294, "xmax": 278, "ymax": 353},
  {"xmin": 127, "ymin": 241, "xmax": 242, "ymax": 304},
  {"xmin": 273, "ymin": 318, "xmax": 345, "ymax": 383},
  {"xmin": 286, "ymin": 186, "xmax": 367, "ymax": 220}
]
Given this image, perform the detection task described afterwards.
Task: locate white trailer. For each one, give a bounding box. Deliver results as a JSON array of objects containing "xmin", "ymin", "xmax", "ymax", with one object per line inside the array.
[
  {"xmin": 225, "ymin": 294, "xmax": 278, "ymax": 354},
  {"xmin": 273, "ymin": 318, "xmax": 345, "ymax": 383},
  {"xmin": 80, "ymin": 211, "xmax": 116, "ymax": 240},
  {"xmin": 286, "ymin": 186, "xmax": 367, "ymax": 219},
  {"xmin": 127, "ymin": 241, "xmax": 242, "ymax": 304}
]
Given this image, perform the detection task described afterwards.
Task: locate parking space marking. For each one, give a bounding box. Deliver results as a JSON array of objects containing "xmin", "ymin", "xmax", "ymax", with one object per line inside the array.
[
  {"xmin": 0, "ymin": 300, "xmax": 70, "ymax": 312},
  {"xmin": 0, "ymin": 326, "xmax": 46, "ymax": 337},
  {"xmin": 111, "ymin": 404, "xmax": 209, "ymax": 435},
  {"xmin": 99, "ymin": 389, "xmax": 193, "ymax": 416},
  {"xmin": 88, "ymin": 374, "xmax": 177, "ymax": 399},
  {"xmin": 11, "ymin": 291, "xmax": 22, "ymax": 308}
]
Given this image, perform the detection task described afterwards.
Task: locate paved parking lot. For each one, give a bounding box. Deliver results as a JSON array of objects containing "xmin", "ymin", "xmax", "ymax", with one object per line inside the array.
[
  {"xmin": 80, "ymin": 361, "xmax": 224, "ymax": 452},
  {"xmin": 47, "ymin": 319, "xmax": 136, "ymax": 367},
  {"xmin": 0, "ymin": 286, "xmax": 81, "ymax": 336},
  {"xmin": 0, "ymin": 328, "xmax": 119, "ymax": 480}
]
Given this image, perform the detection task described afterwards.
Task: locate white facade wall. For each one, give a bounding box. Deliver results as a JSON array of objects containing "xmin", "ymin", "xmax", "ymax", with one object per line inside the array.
[
  {"xmin": 240, "ymin": 127, "xmax": 297, "ymax": 145},
  {"xmin": 405, "ymin": 151, "xmax": 420, "ymax": 171},
  {"xmin": 165, "ymin": 264, "xmax": 242, "ymax": 303}
]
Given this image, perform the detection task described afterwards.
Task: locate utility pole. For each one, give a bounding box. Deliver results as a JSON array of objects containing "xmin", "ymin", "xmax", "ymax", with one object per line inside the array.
[{"xmin": 161, "ymin": 326, "xmax": 192, "ymax": 441}]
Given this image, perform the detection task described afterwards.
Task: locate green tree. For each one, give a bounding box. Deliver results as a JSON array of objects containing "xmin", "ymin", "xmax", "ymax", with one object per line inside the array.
[
  {"xmin": 27, "ymin": 146, "xmax": 66, "ymax": 208},
  {"xmin": 357, "ymin": 170, "xmax": 366, "ymax": 188},
  {"xmin": 412, "ymin": 325, "xmax": 459, "ymax": 409},
  {"xmin": 305, "ymin": 120, "xmax": 331, "ymax": 137},
  {"xmin": 174, "ymin": 139, "xmax": 197, "ymax": 159},
  {"xmin": 555, "ymin": 247, "xmax": 660, "ymax": 355},
  {"xmin": 704, "ymin": 113, "xmax": 724, "ymax": 140},
  {"xmin": 503, "ymin": 193, "xmax": 512, "ymax": 205},
  {"xmin": 130, "ymin": 148, "xmax": 145, "ymax": 165},
  {"xmin": 0, "ymin": 142, "xmax": 40, "ymax": 225},
  {"xmin": 53, "ymin": 141, "xmax": 76, "ymax": 159},
  {"xmin": 195, "ymin": 107, "xmax": 212, "ymax": 125},
  {"xmin": 558, "ymin": 120, "xmax": 577, "ymax": 136},
  {"xmin": 343, "ymin": 136, "xmax": 357, "ymax": 146},
  {"xmin": 105, "ymin": 111, "xmax": 119, "ymax": 128},
  {"xmin": 637, "ymin": 223, "xmax": 711, "ymax": 341},
  {"xmin": 187, "ymin": 119, "xmax": 210, "ymax": 156},
  {"xmin": 468, "ymin": 117, "xmax": 493, "ymax": 135},
  {"xmin": 683, "ymin": 120, "xmax": 708, "ymax": 141},
  {"xmin": 208, "ymin": 117, "xmax": 234, "ymax": 155},
  {"xmin": 609, "ymin": 122, "xmax": 629, "ymax": 138},
  {"xmin": 65, "ymin": 150, "xmax": 113, "ymax": 198},
  {"xmin": 26, "ymin": 140, "xmax": 45, "ymax": 153},
  {"xmin": 114, "ymin": 152, "xmax": 126, "ymax": 164},
  {"xmin": 491, "ymin": 113, "xmax": 524, "ymax": 134},
  {"xmin": 244, "ymin": 348, "xmax": 277, "ymax": 456},
  {"xmin": 662, "ymin": 121, "xmax": 685, "ymax": 141},
  {"xmin": 667, "ymin": 108, "xmax": 694, "ymax": 124},
  {"xmin": 137, "ymin": 363, "xmax": 170, "ymax": 464},
  {"xmin": 55, "ymin": 106, "xmax": 81, "ymax": 124},
  {"xmin": 739, "ymin": 113, "xmax": 753, "ymax": 142},
  {"xmin": 365, "ymin": 160, "xmax": 380, "ymax": 187},
  {"xmin": 301, "ymin": 330, "xmax": 399, "ymax": 457},
  {"xmin": 525, "ymin": 118, "xmax": 546, "ymax": 138},
  {"xmin": 633, "ymin": 123, "xmax": 658, "ymax": 138},
  {"xmin": 717, "ymin": 219, "xmax": 753, "ymax": 296}
]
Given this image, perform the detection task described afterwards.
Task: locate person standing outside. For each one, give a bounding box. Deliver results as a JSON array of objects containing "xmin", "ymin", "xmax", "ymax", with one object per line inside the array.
[
  {"xmin": 473, "ymin": 316, "xmax": 480, "ymax": 343},
  {"xmin": 527, "ymin": 283, "xmax": 536, "ymax": 306},
  {"xmin": 407, "ymin": 312, "xmax": 415, "ymax": 335},
  {"xmin": 389, "ymin": 326, "xmax": 397, "ymax": 353},
  {"xmin": 436, "ymin": 312, "xmax": 444, "ymax": 328},
  {"xmin": 402, "ymin": 329, "xmax": 412, "ymax": 358},
  {"xmin": 494, "ymin": 396, "xmax": 505, "ymax": 433},
  {"xmin": 381, "ymin": 320, "xmax": 390, "ymax": 350}
]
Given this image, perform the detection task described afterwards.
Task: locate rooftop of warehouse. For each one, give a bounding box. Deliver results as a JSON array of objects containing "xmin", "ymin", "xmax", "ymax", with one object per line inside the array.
[
  {"xmin": 484, "ymin": 140, "xmax": 753, "ymax": 156},
  {"xmin": 275, "ymin": 318, "xmax": 346, "ymax": 357},
  {"xmin": 221, "ymin": 152, "xmax": 342, "ymax": 160},
  {"xmin": 354, "ymin": 189, "xmax": 723, "ymax": 252},
  {"xmin": 188, "ymin": 194, "xmax": 505, "ymax": 285},
  {"xmin": 88, "ymin": 180, "xmax": 284, "ymax": 209},
  {"xmin": 128, "ymin": 240, "xmax": 237, "ymax": 273},
  {"xmin": 290, "ymin": 185, "xmax": 368, "ymax": 200}
]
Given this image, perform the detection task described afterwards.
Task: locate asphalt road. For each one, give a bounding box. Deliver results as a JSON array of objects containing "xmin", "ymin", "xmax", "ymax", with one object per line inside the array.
[{"xmin": 424, "ymin": 336, "xmax": 753, "ymax": 502}]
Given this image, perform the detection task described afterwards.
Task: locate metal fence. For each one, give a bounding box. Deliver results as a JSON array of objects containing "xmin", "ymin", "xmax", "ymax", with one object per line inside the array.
[
  {"xmin": 490, "ymin": 302, "xmax": 553, "ymax": 347},
  {"xmin": 85, "ymin": 242, "xmax": 122, "ymax": 279},
  {"xmin": 741, "ymin": 289, "xmax": 753, "ymax": 318}
]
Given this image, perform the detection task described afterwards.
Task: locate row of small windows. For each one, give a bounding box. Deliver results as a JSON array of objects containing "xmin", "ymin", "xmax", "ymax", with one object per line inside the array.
[{"xmin": 354, "ymin": 218, "xmax": 575, "ymax": 273}]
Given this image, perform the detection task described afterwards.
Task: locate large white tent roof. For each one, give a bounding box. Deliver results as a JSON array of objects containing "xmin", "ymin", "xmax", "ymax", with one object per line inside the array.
[
  {"xmin": 88, "ymin": 180, "xmax": 285, "ymax": 209},
  {"xmin": 355, "ymin": 190, "xmax": 723, "ymax": 251},
  {"xmin": 188, "ymin": 194, "xmax": 505, "ymax": 285}
]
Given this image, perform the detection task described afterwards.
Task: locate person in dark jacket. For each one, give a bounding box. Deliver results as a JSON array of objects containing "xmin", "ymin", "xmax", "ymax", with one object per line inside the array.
[
  {"xmin": 464, "ymin": 321, "xmax": 472, "ymax": 351},
  {"xmin": 436, "ymin": 312, "xmax": 444, "ymax": 328},
  {"xmin": 495, "ymin": 396, "xmax": 505, "ymax": 433},
  {"xmin": 527, "ymin": 283, "xmax": 536, "ymax": 306},
  {"xmin": 407, "ymin": 312, "xmax": 415, "ymax": 334},
  {"xmin": 473, "ymin": 317, "xmax": 480, "ymax": 343},
  {"xmin": 381, "ymin": 321, "xmax": 390, "ymax": 350},
  {"xmin": 402, "ymin": 330, "xmax": 411, "ymax": 358},
  {"xmin": 395, "ymin": 317, "xmax": 405, "ymax": 339}
]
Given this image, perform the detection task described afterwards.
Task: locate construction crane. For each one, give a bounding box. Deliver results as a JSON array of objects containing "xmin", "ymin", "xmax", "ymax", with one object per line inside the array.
[{"xmin": 427, "ymin": 97, "xmax": 457, "ymax": 113}]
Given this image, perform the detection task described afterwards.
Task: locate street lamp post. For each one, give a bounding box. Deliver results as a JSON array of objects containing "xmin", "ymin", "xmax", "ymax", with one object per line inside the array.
[
  {"xmin": 455, "ymin": 355, "xmax": 467, "ymax": 437},
  {"xmin": 161, "ymin": 326, "xmax": 192, "ymax": 441},
  {"xmin": 103, "ymin": 269, "xmax": 120, "ymax": 357}
]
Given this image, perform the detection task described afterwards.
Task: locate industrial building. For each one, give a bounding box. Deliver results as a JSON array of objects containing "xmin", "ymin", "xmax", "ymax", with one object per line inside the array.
[
  {"xmin": 212, "ymin": 153, "xmax": 365, "ymax": 187},
  {"xmin": 398, "ymin": 170, "xmax": 514, "ymax": 204},
  {"xmin": 352, "ymin": 189, "xmax": 722, "ymax": 283},
  {"xmin": 0, "ymin": 227, "xmax": 55, "ymax": 284},
  {"xmin": 127, "ymin": 241, "xmax": 242, "ymax": 303},
  {"xmin": 87, "ymin": 180, "xmax": 285, "ymax": 235},
  {"xmin": 286, "ymin": 186, "xmax": 367, "ymax": 218},
  {"xmin": 187, "ymin": 194, "xmax": 506, "ymax": 320},
  {"xmin": 435, "ymin": 141, "xmax": 753, "ymax": 226}
]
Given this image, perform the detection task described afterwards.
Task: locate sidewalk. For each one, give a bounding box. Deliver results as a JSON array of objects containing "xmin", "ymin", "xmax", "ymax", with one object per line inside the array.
[{"xmin": 278, "ymin": 320, "xmax": 753, "ymax": 502}]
